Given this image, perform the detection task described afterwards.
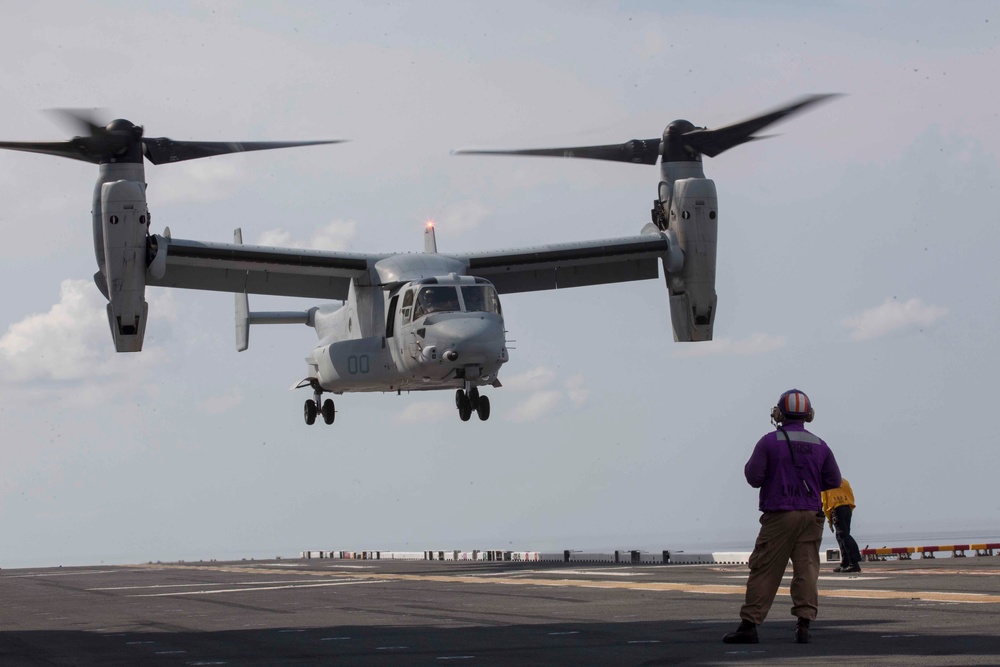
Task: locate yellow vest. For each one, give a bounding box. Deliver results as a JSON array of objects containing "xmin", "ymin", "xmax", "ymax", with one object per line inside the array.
[{"xmin": 821, "ymin": 478, "xmax": 855, "ymax": 521}]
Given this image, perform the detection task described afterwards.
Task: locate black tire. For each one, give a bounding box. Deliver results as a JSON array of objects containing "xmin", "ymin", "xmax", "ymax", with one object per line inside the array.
[
  {"xmin": 455, "ymin": 389, "xmax": 465, "ymax": 409},
  {"xmin": 458, "ymin": 392, "xmax": 472, "ymax": 421},
  {"xmin": 468, "ymin": 386, "xmax": 480, "ymax": 410},
  {"xmin": 304, "ymin": 399, "xmax": 317, "ymax": 425},
  {"xmin": 476, "ymin": 395, "xmax": 491, "ymax": 421},
  {"xmin": 322, "ymin": 399, "xmax": 336, "ymax": 425}
]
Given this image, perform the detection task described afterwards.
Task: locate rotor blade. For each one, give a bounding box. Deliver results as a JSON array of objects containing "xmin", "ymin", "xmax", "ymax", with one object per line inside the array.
[
  {"xmin": 142, "ymin": 138, "xmax": 347, "ymax": 165},
  {"xmin": 0, "ymin": 140, "xmax": 103, "ymax": 163},
  {"xmin": 453, "ymin": 138, "xmax": 661, "ymax": 165},
  {"xmin": 682, "ymin": 93, "xmax": 841, "ymax": 158},
  {"xmin": 44, "ymin": 108, "xmax": 108, "ymax": 138}
]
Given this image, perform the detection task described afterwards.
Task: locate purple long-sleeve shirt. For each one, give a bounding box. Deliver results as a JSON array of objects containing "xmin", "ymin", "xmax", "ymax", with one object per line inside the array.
[{"xmin": 744, "ymin": 421, "xmax": 842, "ymax": 512}]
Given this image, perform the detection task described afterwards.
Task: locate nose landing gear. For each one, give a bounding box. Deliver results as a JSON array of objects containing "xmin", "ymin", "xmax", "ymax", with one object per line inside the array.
[
  {"xmin": 455, "ymin": 385, "xmax": 490, "ymax": 422},
  {"xmin": 304, "ymin": 389, "xmax": 336, "ymax": 425}
]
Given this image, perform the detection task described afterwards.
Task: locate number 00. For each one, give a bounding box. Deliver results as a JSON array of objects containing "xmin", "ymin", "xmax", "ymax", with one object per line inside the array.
[{"xmin": 348, "ymin": 355, "xmax": 370, "ymax": 374}]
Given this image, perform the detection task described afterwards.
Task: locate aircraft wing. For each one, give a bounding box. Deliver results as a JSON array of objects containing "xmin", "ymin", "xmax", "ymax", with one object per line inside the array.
[
  {"xmin": 461, "ymin": 233, "xmax": 673, "ymax": 294},
  {"xmin": 147, "ymin": 236, "xmax": 378, "ymax": 300}
]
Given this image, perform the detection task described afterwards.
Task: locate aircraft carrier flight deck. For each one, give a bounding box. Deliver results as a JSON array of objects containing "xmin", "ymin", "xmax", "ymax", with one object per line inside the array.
[{"xmin": 3, "ymin": 554, "xmax": 1000, "ymax": 666}]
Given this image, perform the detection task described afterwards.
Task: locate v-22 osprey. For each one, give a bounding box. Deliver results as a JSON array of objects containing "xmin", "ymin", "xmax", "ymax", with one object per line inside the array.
[{"xmin": 0, "ymin": 95, "xmax": 835, "ymax": 424}]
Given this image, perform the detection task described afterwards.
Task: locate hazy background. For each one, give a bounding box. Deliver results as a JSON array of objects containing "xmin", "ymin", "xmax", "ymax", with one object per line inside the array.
[{"xmin": 1, "ymin": 1, "xmax": 998, "ymax": 567}]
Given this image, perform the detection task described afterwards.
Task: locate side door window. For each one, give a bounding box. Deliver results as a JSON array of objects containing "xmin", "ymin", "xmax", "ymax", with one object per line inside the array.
[
  {"xmin": 386, "ymin": 295, "xmax": 399, "ymax": 338},
  {"xmin": 401, "ymin": 289, "xmax": 414, "ymax": 324}
]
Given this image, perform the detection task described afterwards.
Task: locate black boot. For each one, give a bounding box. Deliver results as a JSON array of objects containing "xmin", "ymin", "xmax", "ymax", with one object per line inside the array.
[
  {"xmin": 722, "ymin": 620, "xmax": 759, "ymax": 644},
  {"xmin": 795, "ymin": 617, "xmax": 811, "ymax": 644}
]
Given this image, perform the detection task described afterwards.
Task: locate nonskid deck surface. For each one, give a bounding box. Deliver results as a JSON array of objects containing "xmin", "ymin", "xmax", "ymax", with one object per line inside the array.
[{"xmin": 2, "ymin": 557, "xmax": 1000, "ymax": 666}]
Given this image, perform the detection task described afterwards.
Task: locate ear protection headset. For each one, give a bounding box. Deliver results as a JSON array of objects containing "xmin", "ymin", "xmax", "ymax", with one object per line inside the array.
[{"xmin": 771, "ymin": 388, "xmax": 815, "ymax": 424}]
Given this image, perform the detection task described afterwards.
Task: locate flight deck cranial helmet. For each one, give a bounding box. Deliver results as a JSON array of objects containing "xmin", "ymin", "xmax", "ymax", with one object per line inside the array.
[{"xmin": 771, "ymin": 388, "xmax": 814, "ymax": 423}]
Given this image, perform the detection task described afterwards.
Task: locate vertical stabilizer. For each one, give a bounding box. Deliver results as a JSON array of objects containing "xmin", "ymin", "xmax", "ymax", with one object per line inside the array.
[
  {"xmin": 424, "ymin": 221, "xmax": 438, "ymax": 253},
  {"xmin": 234, "ymin": 228, "xmax": 251, "ymax": 351}
]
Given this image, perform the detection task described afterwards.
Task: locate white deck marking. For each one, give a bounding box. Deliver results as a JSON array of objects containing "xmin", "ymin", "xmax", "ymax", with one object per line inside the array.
[
  {"xmin": 3, "ymin": 569, "xmax": 126, "ymax": 579},
  {"xmin": 128, "ymin": 579, "xmax": 386, "ymax": 597},
  {"xmin": 552, "ymin": 570, "xmax": 650, "ymax": 577},
  {"xmin": 92, "ymin": 578, "xmax": 349, "ymax": 591}
]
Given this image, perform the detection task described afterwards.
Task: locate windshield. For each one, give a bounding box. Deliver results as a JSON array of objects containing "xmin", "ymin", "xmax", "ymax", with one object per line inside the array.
[
  {"xmin": 461, "ymin": 285, "xmax": 502, "ymax": 315},
  {"xmin": 413, "ymin": 286, "xmax": 461, "ymax": 319}
]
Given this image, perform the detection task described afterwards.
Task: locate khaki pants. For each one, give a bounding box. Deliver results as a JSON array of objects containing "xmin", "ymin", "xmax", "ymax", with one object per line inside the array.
[{"xmin": 740, "ymin": 510, "xmax": 825, "ymax": 624}]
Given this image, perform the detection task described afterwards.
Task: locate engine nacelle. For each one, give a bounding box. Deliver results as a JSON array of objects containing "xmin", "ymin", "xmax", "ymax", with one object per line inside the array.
[
  {"xmin": 664, "ymin": 177, "xmax": 718, "ymax": 342},
  {"xmin": 101, "ymin": 180, "xmax": 149, "ymax": 352}
]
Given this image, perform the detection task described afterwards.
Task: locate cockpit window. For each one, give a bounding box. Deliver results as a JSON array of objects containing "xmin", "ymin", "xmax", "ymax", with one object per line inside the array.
[
  {"xmin": 461, "ymin": 285, "xmax": 502, "ymax": 315},
  {"xmin": 413, "ymin": 286, "xmax": 461, "ymax": 319}
]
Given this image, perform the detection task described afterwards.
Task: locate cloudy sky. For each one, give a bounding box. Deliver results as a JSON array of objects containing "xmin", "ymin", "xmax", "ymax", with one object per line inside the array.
[{"xmin": 1, "ymin": 1, "xmax": 998, "ymax": 568}]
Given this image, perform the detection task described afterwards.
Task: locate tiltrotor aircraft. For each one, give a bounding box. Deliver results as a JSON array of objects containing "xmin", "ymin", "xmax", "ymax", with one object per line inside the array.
[{"xmin": 0, "ymin": 96, "xmax": 834, "ymax": 424}]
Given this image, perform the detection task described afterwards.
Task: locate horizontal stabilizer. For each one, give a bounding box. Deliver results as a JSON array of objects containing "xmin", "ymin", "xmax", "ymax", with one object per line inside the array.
[
  {"xmin": 233, "ymin": 227, "xmax": 312, "ymax": 351},
  {"xmin": 236, "ymin": 303, "xmax": 312, "ymax": 351}
]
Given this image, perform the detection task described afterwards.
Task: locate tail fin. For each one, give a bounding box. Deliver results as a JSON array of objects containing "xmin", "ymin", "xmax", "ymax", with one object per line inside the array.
[
  {"xmin": 236, "ymin": 290, "xmax": 251, "ymax": 352},
  {"xmin": 424, "ymin": 221, "xmax": 437, "ymax": 253},
  {"xmin": 233, "ymin": 228, "xmax": 311, "ymax": 351}
]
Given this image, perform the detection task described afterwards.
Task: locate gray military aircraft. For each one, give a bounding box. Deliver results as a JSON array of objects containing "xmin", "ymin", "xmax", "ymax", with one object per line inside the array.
[{"xmin": 0, "ymin": 96, "xmax": 834, "ymax": 424}]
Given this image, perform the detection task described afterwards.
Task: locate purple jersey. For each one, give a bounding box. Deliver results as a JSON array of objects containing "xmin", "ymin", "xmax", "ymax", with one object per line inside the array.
[{"xmin": 744, "ymin": 422, "xmax": 842, "ymax": 512}]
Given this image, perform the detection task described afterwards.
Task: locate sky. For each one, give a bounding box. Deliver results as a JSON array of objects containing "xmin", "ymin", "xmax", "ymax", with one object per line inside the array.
[{"xmin": 1, "ymin": 1, "xmax": 998, "ymax": 568}]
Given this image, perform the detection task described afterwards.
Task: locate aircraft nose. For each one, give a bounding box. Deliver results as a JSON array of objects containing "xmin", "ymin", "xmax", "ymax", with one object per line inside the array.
[{"xmin": 430, "ymin": 315, "xmax": 505, "ymax": 364}]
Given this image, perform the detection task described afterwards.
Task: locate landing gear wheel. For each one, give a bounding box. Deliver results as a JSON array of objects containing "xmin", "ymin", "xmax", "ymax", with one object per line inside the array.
[
  {"xmin": 468, "ymin": 386, "xmax": 480, "ymax": 410},
  {"xmin": 304, "ymin": 399, "xmax": 317, "ymax": 425},
  {"xmin": 321, "ymin": 399, "xmax": 336, "ymax": 425},
  {"xmin": 476, "ymin": 395, "xmax": 491, "ymax": 421},
  {"xmin": 457, "ymin": 392, "xmax": 472, "ymax": 421},
  {"xmin": 455, "ymin": 389, "xmax": 465, "ymax": 409}
]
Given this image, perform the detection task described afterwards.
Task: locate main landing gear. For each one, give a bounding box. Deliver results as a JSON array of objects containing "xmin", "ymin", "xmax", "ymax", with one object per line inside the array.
[
  {"xmin": 455, "ymin": 385, "xmax": 490, "ymax": 422},
  {"xmin": 304, "ymin": 389, "xmax": 336, "ymax": 426}
]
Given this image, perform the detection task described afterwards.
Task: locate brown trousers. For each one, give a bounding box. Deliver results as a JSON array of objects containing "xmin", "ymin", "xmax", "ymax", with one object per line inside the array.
[{"xmin": 740, "ymin": 510, "xmax": 825, "ymax": 624}]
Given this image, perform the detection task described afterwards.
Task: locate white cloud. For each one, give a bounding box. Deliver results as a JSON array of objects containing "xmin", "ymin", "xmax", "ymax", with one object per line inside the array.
[
  {"xmin": 0, "ymin": 278, "xmax": 175, "ymax": 390},
  {"xmin": 391, "ymin": 368, "xmax": 588, "ymax": 423},
  {"xmin": 842, "ymin": 298, "xmax": 948, "ymax": 341},
  {"xmin": 673, "ymin": 333, "xmax": 787, "ymax": 358},
  {"xmin": 435, "ymin": 200, "xmax": 491, "ymax": 235},
  {"xmin": 564, "ymin": 374, "xmax": 589, "ymax": 407},
  {"xmin": 0, "ymin": 279, "xmax": 114, "ymax": 383},
  {"xmin": 393, "ymin": 400, "xmax": 454, "ymax": 424},
  {"xmin": 509, "ymin": 390, "xmax": 562, "ymax": 423},
  {"xmin": 501, "ymin": 367, "xmax": 589, "ymax": 422},
  {"xmin": 503, "ymin": 366, "xmax": 557, "ymax": 392},
  {"xmin": 256, "ymin": 219, "xmax": 357, "ymax": 251},
  {"xmin": 153, "ymin": 161, "xmax": 247, "ymax": 206}
]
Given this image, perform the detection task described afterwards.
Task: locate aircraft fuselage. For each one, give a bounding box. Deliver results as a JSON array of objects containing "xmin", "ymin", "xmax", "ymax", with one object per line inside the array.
[{"xmin": 307, "ymin": 272, "xmax": 507, "ymax": 395}]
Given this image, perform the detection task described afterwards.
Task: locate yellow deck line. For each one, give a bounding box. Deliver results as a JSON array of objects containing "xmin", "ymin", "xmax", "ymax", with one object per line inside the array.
[{"xmin": 132, "ymin": 564, "xmax": 1000, "ymax": 604}]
